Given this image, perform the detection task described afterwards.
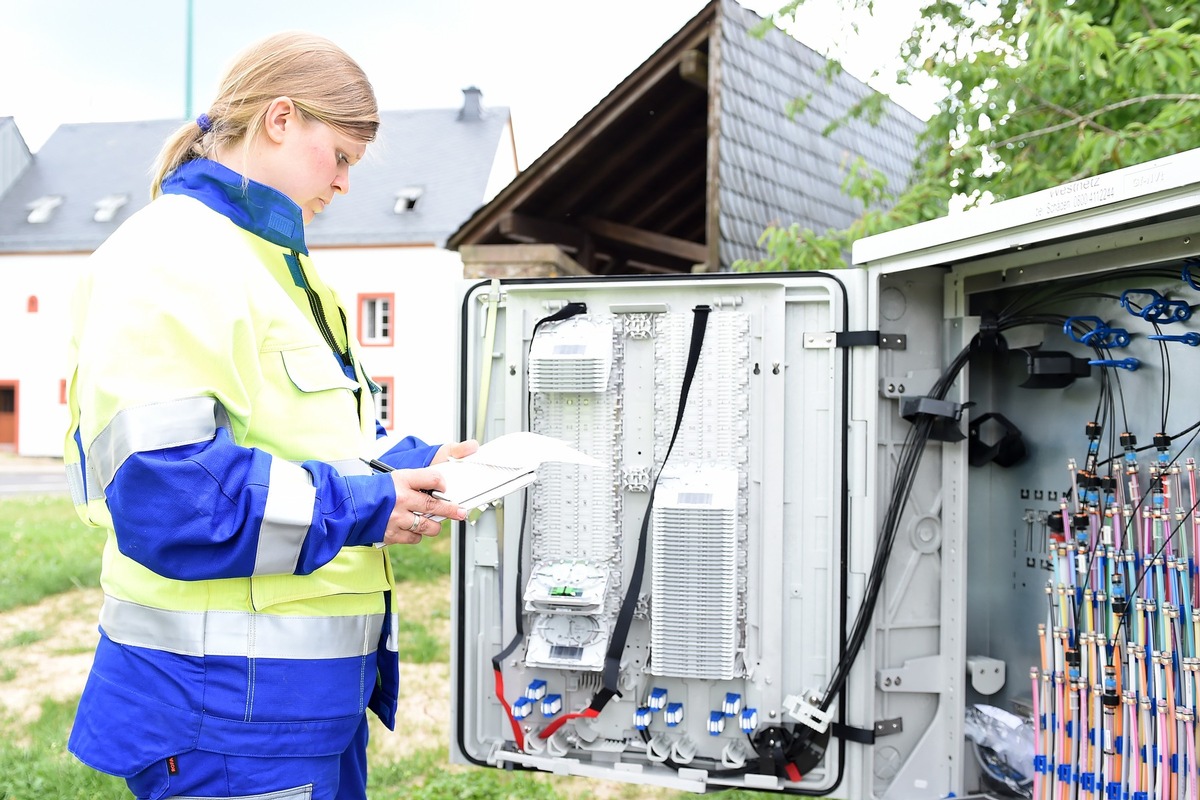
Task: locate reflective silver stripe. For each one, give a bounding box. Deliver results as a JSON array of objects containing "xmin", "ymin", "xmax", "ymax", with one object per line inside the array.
[
  {"xmin": 254, "ymin": 458, "xmax": 316, "ymax": 575},
  {"xmin": 386, "ymin": 608, "xmax": 399, "ymax": 653},
  {"xmin": 89, "ymin": 396, "xmax": 223, "ymax": 488},
  {"xmin": 176, "ymin": 786, "xmax": 312, "ymax": 800},
  {"xmin": 99, "ymin": 595, "xmax": 383, "ymax": 660},
  {"xmin": 65, "ymin": 462, "xmax": 87, "ymax": 506}
]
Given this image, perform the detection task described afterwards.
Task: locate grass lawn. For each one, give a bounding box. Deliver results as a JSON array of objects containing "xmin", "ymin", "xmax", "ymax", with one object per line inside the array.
[
  {"xmin": 0, "ymin": 495, "xmax": 657, "ymax": 800},
  {"xmin": 0, "ymin": 496, "xmax": 103, "ymax": 611}
]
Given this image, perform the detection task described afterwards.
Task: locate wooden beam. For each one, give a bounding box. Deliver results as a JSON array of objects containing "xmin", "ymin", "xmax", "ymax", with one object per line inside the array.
[
  {"xmin": 498, "ymin": 212, "xmax": 587, "ymax": 250},
  {"xmin": 656, "ymin": 193, "xmax": 706, "ymax": 236},
  {"xmin": 596, "ymin": 126, "xmax": 706, "ymax": 219},
  {"xmin": 581, "ymin": 216, "xmax": 707, "ymax": 264},
  {"xmin": 551, "ymin": 95, "xmax": 704, "ymax": 214},
  {"xmin": 447, "ymin": 16, "xmax": 716, "ymax": 249},
  {"xmin": 679, "ymin": 49, "xmax": 708, "ymax": 89},
  {"xmin": 497, "ymin": 211, "xmax": 699, "ymax": 273}
]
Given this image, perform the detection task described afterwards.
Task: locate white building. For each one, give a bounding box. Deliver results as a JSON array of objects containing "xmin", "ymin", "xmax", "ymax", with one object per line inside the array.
[{"xmin": 0, "ymin": 89, "xmax": 516, "ymax": 456}]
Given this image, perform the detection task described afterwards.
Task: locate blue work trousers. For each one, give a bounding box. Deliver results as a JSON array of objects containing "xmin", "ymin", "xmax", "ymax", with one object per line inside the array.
[{"xmin": 125, "ymin": 714, "xmax": 370, "ymax": 800}]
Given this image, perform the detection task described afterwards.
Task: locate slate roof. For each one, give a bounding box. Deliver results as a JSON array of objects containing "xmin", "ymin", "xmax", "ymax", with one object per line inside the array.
[
  {"xmin": 0, "ymin": 116, "xmax": 32, "ymax": 201},
  {"xmin": 717, "ymin": 0, "xmax": 924, "ymax": 266},
  {"xmin": 447, "ymin": 0, "xmax": 924, "ymax": 273},
  {"xmin": 0, "ymin": 99, "xmax": 511, "ymax": 253},
  {"xmin": 311, "ymin": 104, "xmax": 511, "ymax": 248}
]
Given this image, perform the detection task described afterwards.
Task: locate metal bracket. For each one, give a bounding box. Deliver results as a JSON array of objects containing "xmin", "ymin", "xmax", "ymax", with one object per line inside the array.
[
  {"xmin": 874, "ymin": 717, "xmax": 904, "ymax": 737},
  {"xmin": 803, "ymin": 331, "xmax": 907, "ymax": 350},
  {"xmin": 966, "ymin": 655, "xmax": 1006, "ymax": 695},
  {"xmin": 878, "ymin": 655, "xmax": 943, "ymax": 693}
]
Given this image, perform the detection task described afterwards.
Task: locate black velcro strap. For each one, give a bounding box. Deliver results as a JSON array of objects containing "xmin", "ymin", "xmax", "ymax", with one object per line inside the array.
[
  {"xmin": 836, "ymin": 330, "xmax": 882, "ymax": 348},
  {"xmin": 831, "ymin": 721, "xmax": 875, "ymax": 745}
]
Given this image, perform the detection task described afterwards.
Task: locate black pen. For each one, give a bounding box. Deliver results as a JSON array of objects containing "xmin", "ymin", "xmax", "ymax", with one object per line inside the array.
[{"xmin": 362, "ymin": 457, "xmax": 441, "ymax": 505}]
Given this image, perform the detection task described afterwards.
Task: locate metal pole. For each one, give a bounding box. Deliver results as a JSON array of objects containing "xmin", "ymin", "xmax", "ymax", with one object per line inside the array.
[{"xmin": 184, "ymin": 0, "xmax": 194, "ymax": 119}]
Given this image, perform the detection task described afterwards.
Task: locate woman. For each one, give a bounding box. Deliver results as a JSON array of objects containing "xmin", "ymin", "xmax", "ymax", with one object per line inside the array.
[{"xmin": 62, "ymin": 31, "xmax": 473, "ymax": 800}]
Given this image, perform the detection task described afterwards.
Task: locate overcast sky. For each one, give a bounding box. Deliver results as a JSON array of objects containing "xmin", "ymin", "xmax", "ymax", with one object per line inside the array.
[{"xmin": 0, "ymin": 0, "xmax": 936, "ymax": 169}]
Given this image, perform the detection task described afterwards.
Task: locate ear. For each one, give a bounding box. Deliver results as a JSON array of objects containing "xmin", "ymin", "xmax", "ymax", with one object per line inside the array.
[{"xmin": 262, "ymin": 96, "xmax": 296, "ymax": 144}]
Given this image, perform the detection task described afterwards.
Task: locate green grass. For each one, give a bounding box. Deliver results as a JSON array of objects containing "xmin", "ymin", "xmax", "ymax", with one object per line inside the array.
[
  {"xmin": 0, "ymin": 699, "xmax": 128, "ymax": 800},
  {"xmin": 0, "ymin": 498, "xmax": 704, "ymax": 800},
  {"xmin": 1, "ymin": 629, "xmax": 46, "ymax": 649},
  {"xmin": 398, "ymin": 618, "xmax": 447, "ymax": 663},
  {"xmin": 388, "ymin": 522, "xmax": 453, "ymax": 582},
  {"xmin": 0, "ymin": 496, "xmax": 104, "ymax": 611}
]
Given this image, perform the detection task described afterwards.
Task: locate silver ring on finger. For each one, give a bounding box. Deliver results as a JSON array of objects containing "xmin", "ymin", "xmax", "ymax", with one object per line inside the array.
[{"xmin": 407, "ymin": 511, "xmax": 422, "ymax": 532}]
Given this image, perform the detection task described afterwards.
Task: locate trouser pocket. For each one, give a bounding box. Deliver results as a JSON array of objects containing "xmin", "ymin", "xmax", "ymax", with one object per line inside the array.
[{"xmin": 174, "ymin": 786, "xmax": 314, "ymax": 800}]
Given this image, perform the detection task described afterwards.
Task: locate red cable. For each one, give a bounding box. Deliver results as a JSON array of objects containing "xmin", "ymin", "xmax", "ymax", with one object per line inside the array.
[
  {"xmin": 492, "ymin": 665, "xmax": 526, "ymax": 752},
  {"xmin": 539, "ymin": 707, "xmax": 600, "ymax": 739}
]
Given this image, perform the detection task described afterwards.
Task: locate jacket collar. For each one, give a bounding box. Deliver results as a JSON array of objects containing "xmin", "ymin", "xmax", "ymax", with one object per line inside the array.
[{"xmin": 160, "ymin": 158, "xmax": 308, "ymax": 255}]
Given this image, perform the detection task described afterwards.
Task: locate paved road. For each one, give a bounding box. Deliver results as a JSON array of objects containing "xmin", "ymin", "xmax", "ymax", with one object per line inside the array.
[{"xmin": 0, "ymin": 458, "xmax": 69, "ymax": 497}]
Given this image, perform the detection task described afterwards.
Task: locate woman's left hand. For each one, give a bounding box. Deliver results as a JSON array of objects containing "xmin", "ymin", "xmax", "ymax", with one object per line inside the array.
[{"xmin": 432, "ymin": 439, "xmax": 478, "ymax": 464}]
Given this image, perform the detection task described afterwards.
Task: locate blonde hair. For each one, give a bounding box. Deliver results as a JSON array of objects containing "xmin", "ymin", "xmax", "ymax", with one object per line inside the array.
[{"xmin": 150, "ymin": 31, "xmax": 380, "ymax": 197}]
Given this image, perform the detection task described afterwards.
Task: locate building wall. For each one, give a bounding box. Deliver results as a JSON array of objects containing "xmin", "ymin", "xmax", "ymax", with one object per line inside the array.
[
  {"xmin": 0, "ymin": 245, "xmax": 466, "ymax": 457},
  {"xmin": 322, "ymin": 245, "xmax": 467, "ymax": 447},
  {"xmin": 0, "ymin": 252, "xmax": 84, "ymax": 456}
]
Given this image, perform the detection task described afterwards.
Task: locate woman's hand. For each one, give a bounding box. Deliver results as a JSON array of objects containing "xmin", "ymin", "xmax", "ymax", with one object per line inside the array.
[
  {"xmin": 384, "ymin": 467, "xmax": 468, "ymax": 545},
  {"xmin": 431, "ymin": 439, "xmax": 478, "ymax": 464}
]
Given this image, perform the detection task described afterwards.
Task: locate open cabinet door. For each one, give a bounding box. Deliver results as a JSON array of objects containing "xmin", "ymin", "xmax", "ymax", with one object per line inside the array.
[{"xmin": 449, "ymin": 272, "xmax": 868, "ymax": 794}]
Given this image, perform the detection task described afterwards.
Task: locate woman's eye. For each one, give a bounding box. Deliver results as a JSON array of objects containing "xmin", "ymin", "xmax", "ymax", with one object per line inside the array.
[{"xmin": 337, "ymin": 153, "xmax": 349, "ymax": 165}]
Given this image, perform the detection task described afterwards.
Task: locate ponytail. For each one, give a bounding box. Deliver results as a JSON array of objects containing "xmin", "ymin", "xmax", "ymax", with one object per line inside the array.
[{"xmin": 149, "ymin": 121, "xmax": 209, "ymax": 198}]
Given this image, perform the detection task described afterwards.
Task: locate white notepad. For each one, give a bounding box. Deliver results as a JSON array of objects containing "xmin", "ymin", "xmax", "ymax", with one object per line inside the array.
[{"xmin": 431, "ymin": 432, "xmax": 600, "ymax": 509}]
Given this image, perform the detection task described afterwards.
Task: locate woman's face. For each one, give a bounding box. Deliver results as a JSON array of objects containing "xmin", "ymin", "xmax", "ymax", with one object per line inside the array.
[{"xmin": 256, "ymin": 106, "xmax": 367, "ymax": 223}]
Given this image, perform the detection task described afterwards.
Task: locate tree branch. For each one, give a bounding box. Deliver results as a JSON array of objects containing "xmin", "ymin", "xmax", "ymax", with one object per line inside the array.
[
  {"xmin": 1139, "ymin": 3, "xmax": 1156, "ymax": 29},
  {"xmin": 1023, "ymin": 88, "xmax": 1119, "ymax": 136},
  {"xmin": 991, "ymin": 93, "xmax": 1200, "ymax": 148}
]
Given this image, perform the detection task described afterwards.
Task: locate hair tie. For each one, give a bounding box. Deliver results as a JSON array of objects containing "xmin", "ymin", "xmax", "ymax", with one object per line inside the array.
[{"xmin": 196, "ymin": 113, "xmax": 212, "ymax": 134}]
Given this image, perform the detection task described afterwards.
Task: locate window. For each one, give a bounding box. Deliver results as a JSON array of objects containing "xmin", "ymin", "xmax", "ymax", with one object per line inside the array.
[
  {"xmin": 394, "ymin": 186, "xmax": 423, "ymax": 214},
  {"xmin": 358, "ymin": 293, "xmax": 394, "ymax": 346},
  {"xmin": 26, "ymin": 195, "xmax": 63, "ymax": 224},
  {"xmin": 373, "ymin": 377, "xmax": 394, "ymax": 429},
  {"xmin": 59, "ymin": 379, "xmax": 67, "ymax": 404},
  {"xmin": 93, "ymin": 194, "xmax": 129, "ymax": 223},
  {"xmin": 26, "ymin": 296, "xmax": 38, "ymax": 313}
]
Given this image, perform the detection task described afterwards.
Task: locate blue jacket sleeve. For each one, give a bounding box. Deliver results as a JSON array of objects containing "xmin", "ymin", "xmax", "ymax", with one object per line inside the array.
[
  {"xmin": 376, "ymin": 433, "xmax": 441, "ymax": 469},
  {"xmin": 105, "ymin": 428, "xmax": 398, "ymax": 581}
]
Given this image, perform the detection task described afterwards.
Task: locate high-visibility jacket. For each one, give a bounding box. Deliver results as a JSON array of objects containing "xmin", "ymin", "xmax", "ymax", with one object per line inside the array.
[{"xmin": 63, "ymin": 158, "xmax": 437, "ymax": 779}]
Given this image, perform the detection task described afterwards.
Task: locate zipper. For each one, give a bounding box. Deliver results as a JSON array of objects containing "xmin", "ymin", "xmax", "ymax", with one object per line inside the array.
[{"xmin": 291, "ymin": 249, "xmax": 352, "ymax": 369}]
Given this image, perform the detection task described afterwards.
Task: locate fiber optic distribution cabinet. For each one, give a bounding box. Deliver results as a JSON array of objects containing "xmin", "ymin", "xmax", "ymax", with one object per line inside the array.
[{"xmin": 449, "ymin": 147, "xmax": 1200, "ymax": 798}]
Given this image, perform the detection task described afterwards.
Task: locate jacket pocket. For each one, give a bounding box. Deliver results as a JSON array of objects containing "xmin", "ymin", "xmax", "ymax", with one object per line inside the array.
[
  {"xmin": 278, "ymin": 345, "xmax": 358, "ymax": 393},
  {"xmin": 69, "ymin": 666, "xmax": 202, "ymax": 779},
  {"xmin": 250, "ymin": 546, "xmax": 391, "ymax": 612}
]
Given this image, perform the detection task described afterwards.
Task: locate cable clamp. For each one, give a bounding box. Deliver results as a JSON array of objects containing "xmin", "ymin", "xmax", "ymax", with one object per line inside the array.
[
  {"xmin": 1063, "ymin": 316, "xmax": 1131, "ymax": 348},
  {"xmin": 782, "ymin": 694, "xmax": 832, "ymax": 733},
  {"xmin": 1120, "ymin": 288, "xmax": 1192, "ymax": 324},
  {"xmin": 977, "ymin": 310, "xmax": 1004, "ymax": 352},
  {"xmin": 1014, "ymin": 347, "xmax": 1091, "ymax": 389},
  {"xmin": 1184, "ymin": 261, "xmax": 1200, "ymax": 291},
  {"xmin": 900, "ymin": 396, "xmax": 967, "ymax": 442}
]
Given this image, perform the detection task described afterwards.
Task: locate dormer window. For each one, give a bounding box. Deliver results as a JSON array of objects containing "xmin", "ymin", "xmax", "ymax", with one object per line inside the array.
[
  {"xmin": 394, "ymin": 187, "xmax": 423, "ymax": 214},
  {"xmin": 94, "ymin": 194, "xmax": 129, "ymax": 223},
  {"xmin": 26, "ymin": 195, "xmax": 63, "ymax": 224}
]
